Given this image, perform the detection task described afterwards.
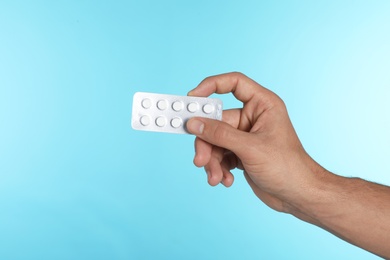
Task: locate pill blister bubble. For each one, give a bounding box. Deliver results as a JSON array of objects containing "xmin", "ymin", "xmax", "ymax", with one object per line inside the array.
[
  {"xmin": 187, "ymin": 102, "xmax": 199, "ymax": 113},
  {"xmin": 156, "ymin": 116, "xmax": 167, "ymax": 127},
  {"xmin": 203, "ymin": 103, "xmax": 214, "ymax": 114},
  {"xmin": 171, "ymin": 117, "xmax": 182, "ymax": 128},
  {"xmin": 172, "ymin": 101, "xmax": 183, "ymax": 112},
  {"xmin": 157, "ymin": 100, "xmax": 168, "ymax": 110},
  {"xmin": 141, "ymin": 98, "xmax": 152, "ymax": 109},
  {"xmin": 140, "ymin": 115, "xmax": 151, "ymax": 126}
]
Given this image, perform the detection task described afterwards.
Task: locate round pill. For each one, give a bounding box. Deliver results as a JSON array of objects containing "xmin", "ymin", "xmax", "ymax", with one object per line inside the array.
[
  {"xmin": 157, "ymin": 100, "xmax": 168, "ymax": 110},
  {"xmin": 140, "ymin": 115, "xmax": 151, "ymax": 126},
  {"xmin": 155, "ymin": 116, "xmax": 167, "ymax": 127},
  {"xmin": 187, "ymin": 102, "xmax": 199, "ymax": 113},
  {"xmin": 172, "ymin": 101, "xmax": 183, "ymax": 111},
  {"xmin": 171, "ymin": 117, "xmax": 182, "ymax": 128},
  {"xmin": 141, "ymin": 98, "xmax": 152, "ymax": 109},
  {"xmin": 203, "ymin": 103, "xmax": 214, "ymax": 114}
]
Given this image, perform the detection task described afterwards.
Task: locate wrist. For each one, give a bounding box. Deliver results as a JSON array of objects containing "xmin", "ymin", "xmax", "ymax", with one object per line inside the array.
[{"xmin": 280, "ymin": 155, "xmax": 334, "ymax": 224}]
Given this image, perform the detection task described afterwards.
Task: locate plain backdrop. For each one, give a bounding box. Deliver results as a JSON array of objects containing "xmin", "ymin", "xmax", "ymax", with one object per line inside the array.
[{"xmin": 1, "ymin": 1, "xmax": 389, "ymax": 259}]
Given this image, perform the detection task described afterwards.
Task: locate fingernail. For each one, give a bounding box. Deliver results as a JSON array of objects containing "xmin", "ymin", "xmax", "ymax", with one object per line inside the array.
[
  {"xmin": 187, "ymin": 118, "xmax": 204, "ymax": 135},
  {"xmin": 187, "ymin": 90, "xmax": 195, "ymax": 96}
]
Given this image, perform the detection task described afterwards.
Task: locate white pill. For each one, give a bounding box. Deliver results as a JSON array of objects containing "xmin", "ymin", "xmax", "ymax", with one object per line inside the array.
[
  {"xmin": 171, "ymin": 117, "xmax": 182, "ymax": 128},
  {"xmin": 187, "ymin": 102, "xmax": 199, "ymax": 113},
  {"xmin": 203, "ymin": 103, "xmax": 214, "ymax": 114},
  {"xmin": 157, "ymin": 100, "xmax": 168, "ymax": 110},
  {"xmin": 172, "ymin": 101, "xmax": 183, "ymax": 111},
  {"xmin": 140, "ymin": 115, "xmax": 151, "ymax": 126},
  {"xmin": 141, "ymin": 98, "xmax": 152, "ymax": 109},
  {"xmin": 155, "ymin": 116, "xmax": 167, "ymax": 127}
]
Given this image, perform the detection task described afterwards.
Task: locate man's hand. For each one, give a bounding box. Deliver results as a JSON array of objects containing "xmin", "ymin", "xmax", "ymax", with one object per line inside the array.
[
  {"xmin": 186, "ymin": 72, "xmax": 390, "ymax": 258},
  {"xmin": 186, "ymin": 72, "xmax": 323, "ymax": 212}
]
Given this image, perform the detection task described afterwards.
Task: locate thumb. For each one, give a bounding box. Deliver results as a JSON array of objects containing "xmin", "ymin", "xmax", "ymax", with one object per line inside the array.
[{"xmin": 186, "ymin": 117, "xmax": 249, "ymax": 156}]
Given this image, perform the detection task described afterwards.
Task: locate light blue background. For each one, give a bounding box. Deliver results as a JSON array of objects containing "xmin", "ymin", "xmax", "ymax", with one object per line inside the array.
[{"xmin": 1, "ymin": 1, "xmax": 389, "ymax": 259}]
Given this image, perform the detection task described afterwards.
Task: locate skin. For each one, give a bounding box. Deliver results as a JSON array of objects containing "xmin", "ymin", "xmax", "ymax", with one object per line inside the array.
[{"xmin": 186, "ymin": 72, "xmax": 390, "ymax": 258}]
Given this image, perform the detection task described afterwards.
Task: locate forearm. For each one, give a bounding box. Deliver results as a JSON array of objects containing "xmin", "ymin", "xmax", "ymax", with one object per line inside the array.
[{"xmin": 286, "ymin": 166, "xmax": 390, "ymax": 258}]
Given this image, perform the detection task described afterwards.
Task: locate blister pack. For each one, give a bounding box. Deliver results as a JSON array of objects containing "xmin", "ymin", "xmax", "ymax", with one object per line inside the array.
[{"xmin": 131, "ymin": 92, "xmax": 223, "ymax": 134}]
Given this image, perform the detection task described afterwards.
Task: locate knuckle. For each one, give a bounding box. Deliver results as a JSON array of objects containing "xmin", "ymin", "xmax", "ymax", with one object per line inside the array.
[
  {"xmin": 264, "ymin": 92, "xmax": 286, "ymax": 112},
  {"xmin": 230, "ymin": 71, "xmax": 244, "ymax": 77},
  {"xmin": 274, "ymin": 96, "xmax": 288, "ymax": 111},
  {"xmin": 230, "ymin": 71, "xmax": 245, "ymax": 81}
]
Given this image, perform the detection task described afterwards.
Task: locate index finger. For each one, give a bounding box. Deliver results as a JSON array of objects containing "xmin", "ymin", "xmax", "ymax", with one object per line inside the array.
[{"xmin": 187, "ymin": 72, "xmax": 274, "ymax": 104}]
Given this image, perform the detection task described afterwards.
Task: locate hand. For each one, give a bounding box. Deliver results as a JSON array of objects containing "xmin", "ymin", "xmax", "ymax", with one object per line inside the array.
[
  {"xmin": 187, "ymin": 72, "xmax": 324, "ymax": 213},
  {"xmin": 187, "ymin": 72, "xmax": 390, "ymax": 258}
]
